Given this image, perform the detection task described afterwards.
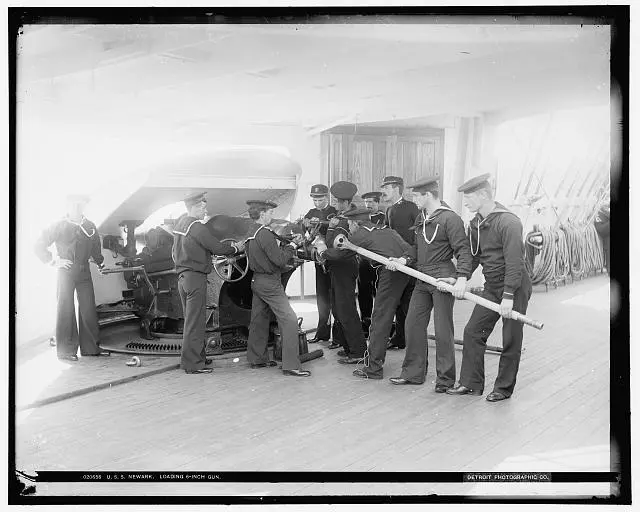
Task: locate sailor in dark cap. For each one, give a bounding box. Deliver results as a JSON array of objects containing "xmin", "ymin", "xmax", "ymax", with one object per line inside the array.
[
  {"xmin": 446, "ymin": 174, "xmax": 532, "ymax": 402},
  {"xmin": 380, "ymin": 175, "xmax": 420, "ymax": 349},
  {"xmin": 315, "ymin": 181, "xmax": 367, "ymax": 362},
  {"xmin": 357, "ymin": 191, "xmax": 386, "ymax": 335},
  {"xmin": 362, "ymin": 191, "xmax": 386, "ymax": 226},
  {"xmin": 245, "ymin": 200, "xmax": 310, "ymax": 377},
  {"xmin": 386, "ymin": 176, "xmax": 472, "ymax": 391},
  {"xmin": 172, "ymin": 191, "xmax": 244, "ymax": 374},
  {"xmin": 302, "ymin": 184, "xmax": 338, "ymax": 342},
  {"xmin": 336, "ymin": 208, "xmax": 415, "ymax": 379},
  {"xmin": 35, "ymin": 193, "xmax": 110, "ymax": 361}
]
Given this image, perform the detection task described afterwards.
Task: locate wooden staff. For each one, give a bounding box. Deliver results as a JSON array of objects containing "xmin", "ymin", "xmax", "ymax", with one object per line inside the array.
[{"xmin": 332, "ymin": 234, "xmax": 544, "ymax": 330}]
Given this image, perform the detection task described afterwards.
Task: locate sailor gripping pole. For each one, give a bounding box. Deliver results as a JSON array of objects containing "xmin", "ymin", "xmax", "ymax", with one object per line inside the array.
[{"xmin": 332, "ymin": 233, "xmax": 544, "ymax": 330}]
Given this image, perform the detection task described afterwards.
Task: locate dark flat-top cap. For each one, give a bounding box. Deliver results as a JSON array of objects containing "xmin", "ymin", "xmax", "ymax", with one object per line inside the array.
[
  {"xmin": 330, "ymin": 181, "xmax": 358, "ymax": 200},
  {"xmin": 341, "ymin": 207, "xmax": 372, "ymax": 221},
  {"xmin": 184, "ymin": 192, "xmax": 207, "ymax": 207},
  {"xmin": 457, "ymin": 173, "xmax": 492, "ymax": 193},
  {"xmin": 246, "ymin": 199, "xmax": 278, "ymax": 209},
  {"xmin": 310, "ymin": 184, "xmax": 329, "ymax": 197},
  {"xmin": 362, "ymin": 191, "xmax": 383, "ymax": 201},
  {"xmin": 408, "ymin": 176, "xmax": 440, "ymax": 192},
  {"xmin": 380, "ymin": 176, "xmax": 404, "ymax": 187}
]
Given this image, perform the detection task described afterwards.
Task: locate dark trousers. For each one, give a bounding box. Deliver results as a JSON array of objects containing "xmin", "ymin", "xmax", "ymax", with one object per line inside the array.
[
  {"xmin": 459, "ymin": 275, "xmax": 532, "ymax": 396},
  {"xmin": 247, "ymin": 273, "xmax": 301, "ymax": 371},
  {"xmin": 314, "ymin": 263, "xmax": 332, "ymax": 340},
  {"xmin": 55, "ymin": 266, "xmax": 101, "ymax": 358},
  {"xmin": 357, "ymin": 259, "xmax": 377, "ymax": 326},
  {"xmin": 389, "ymin": 278, "xmax": 415, "ymax": 346},
  {"xmin": 400, "ymin": 282, "xmax": 456, "ymax": 385},
  {"xmin": 329, "ymin": 260, "xmax": 366, "ymax": 358},
  {"xmin": 365, "ymin": 269, "xmax": 410, "ymax": 377},
  {"xmin": 178, "ymin": 270, "xmax": 208, "ymax": 371}
]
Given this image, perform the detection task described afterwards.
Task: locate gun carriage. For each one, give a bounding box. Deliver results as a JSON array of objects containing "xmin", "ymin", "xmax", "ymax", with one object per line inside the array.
[{"xmin": 91, "ymin": 149, "xmax": 321, "ymax": 361}]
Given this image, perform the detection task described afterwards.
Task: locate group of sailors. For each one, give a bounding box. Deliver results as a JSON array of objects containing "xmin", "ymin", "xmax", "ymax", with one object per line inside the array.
[
  {"xmin": 36, "ymin": 172, "xmax": 532, "ymax": 401},
  {"xmin": 276, "ymin": 173, "xmax": 532, "ymax": 402}
]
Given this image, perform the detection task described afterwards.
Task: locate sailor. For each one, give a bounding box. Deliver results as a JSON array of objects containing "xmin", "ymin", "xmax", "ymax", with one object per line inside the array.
[
  {"xmin": 380, "ymin": 176, "xmax": 420, "ymax": 349},
  {"xmin": 172, "ymin": 192, "xmax": 243, "ymax": 374},
  {"xmin": 302, "ymin": 184, "xmax": 338, "ymax": 343},
  {"xmin": 357, "ymin": 191, "xmax": 385, "ymax": 334},
  {"xmin": 35, "ymin": 194, "xmax": 111, "ymax": 362},
  {"xmin": 245, "ymin": 200, "xmax": 310, "ymax": 377},
  {"xmin": 336, "ymin": 208, "xmax": 414, "ymax": 380},
  {"xmin": 387, "ymin": 177, "xmax": 472, "ymax": 391},
  {"xmin": 316, "ymin": 181, "xmax": 367, "ymax": 363},
  {"xmin": 363, "ymin": 191, "xmax": 386, "ymax": 227},
  {"xmin": 446, "ymin": 174, "xmax": 532, "ymax": 402}
]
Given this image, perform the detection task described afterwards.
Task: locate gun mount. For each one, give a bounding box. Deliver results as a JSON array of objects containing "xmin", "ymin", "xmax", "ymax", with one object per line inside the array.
[{"xmin": 98, "ymin": 214, "xmax": 310, "ymax": 356}]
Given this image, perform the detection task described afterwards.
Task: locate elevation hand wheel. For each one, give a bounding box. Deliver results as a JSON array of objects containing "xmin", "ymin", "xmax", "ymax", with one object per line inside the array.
[{"xmin": 213, "ymin": 239, "xmax": 249, "ymax": 282}]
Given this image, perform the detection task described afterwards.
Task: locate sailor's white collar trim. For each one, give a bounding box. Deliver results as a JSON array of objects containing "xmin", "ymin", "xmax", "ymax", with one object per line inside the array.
[
  {"xmin": 245, "ymin": 224, "xmax": 272, "ymax": 241},
  {"xmin": 173, "ymin": 220, "xmax": 201, "ymax": 237},
  {"xmin": 361, "ymin": 225, "xmax": 386, "ymax": 232},
  {"xmin": 65, "ymin": 216, "xmax": 96, "ymax": 237},
  {"xmin": 65, "ymin": 216, "xmax": 86, "ymax": 225},
  {"xmin": 425, "ymin": 204, "xmax": 453, "ymax": 219}
]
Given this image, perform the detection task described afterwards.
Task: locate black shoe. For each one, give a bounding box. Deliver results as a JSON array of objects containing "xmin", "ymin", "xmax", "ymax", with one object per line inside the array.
[
  {"xmin": 353, "ymin": 368, "xmax": 382, "ymax": 380},
  {"xmin": 283, "ymin": 369, "xmax": 311, "ymax": 377},
  {"xmin": 389, "ymin": 377, "xmax": 422, "ymax": 385},
  {"xmin": 250, "ymin": 361, "xmax": 278, "ymax": 368},
  {"xmin": 435, "ymin": 384, "xmax": 453, "ymax": 394},
  {"xmin": 446, "ymin": 384, "xmax": 482, "ymax": 396},
  {"xmin": 386, "ymin": 340, "xmax": 406, "ymax": 350},
  {"xmin": 309, "ymin": 336, "xmax": 328, "ymax": 344},
  {"xmin": 185, "ymin": 368, "xmax": 213, "ymax": 374},
  {"xmin": 58, "ymin": 355, "xmax": 78, "ymax": 362},
  {"xmin": 486, "ymin": 391, "xmax": 510, "ymax": 402},
  {"xmin": 337, "ymin": 350, "xmax": 348, "ymax": 357},
  {"xmin": 327, "ymin": 342, "xmax": 341, "ymax": 349},
  {"xmin": 338, "ymin": 356, "xmax": 363, "ymax": 365}
]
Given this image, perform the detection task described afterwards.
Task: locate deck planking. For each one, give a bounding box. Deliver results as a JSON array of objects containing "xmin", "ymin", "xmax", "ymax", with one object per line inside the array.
[{"xmin": 14, "ymin": 276, "xmax": 612, "ymax": 497}]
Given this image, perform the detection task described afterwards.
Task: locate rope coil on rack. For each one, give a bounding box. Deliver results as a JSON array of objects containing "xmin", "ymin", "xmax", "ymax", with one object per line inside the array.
[{"xmin": 525, "ymin": 222, "xmax": 605, "ymax": 286}]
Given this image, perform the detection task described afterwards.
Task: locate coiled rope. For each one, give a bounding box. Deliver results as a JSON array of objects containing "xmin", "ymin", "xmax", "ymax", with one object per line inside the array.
[{"xmin": 525, "ymin": 222, "xmax": 605, "ymax": 286}]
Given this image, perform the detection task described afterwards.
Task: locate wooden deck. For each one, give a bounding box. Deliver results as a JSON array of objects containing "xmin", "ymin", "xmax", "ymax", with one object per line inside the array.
[{"xmin": 14, "ymin": 275, "xmax": 613, "ymax": 498}]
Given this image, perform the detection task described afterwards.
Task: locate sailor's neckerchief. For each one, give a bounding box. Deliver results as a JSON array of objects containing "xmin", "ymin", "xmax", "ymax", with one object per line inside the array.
[
  {"xmin": 64, "ymin": 216, "xmax": 95, "ymax": 238},
  {"xmin": 415, "ymin": 201, "xmax": 453, "ymax": 245},
  {"xmin": 468, "ymin": 202, "xmax": 512, "ymax": 256}
]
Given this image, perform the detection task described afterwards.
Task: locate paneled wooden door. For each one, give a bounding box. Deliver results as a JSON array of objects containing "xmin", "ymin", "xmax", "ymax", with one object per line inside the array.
[
  {"xmin": 324, "ymin": 130, "xmax": 444, "ymax": 201},
  {"xmin": 346, "ymin": 135, "xmax": 387, "ymax": 196},
  {"xmin": 397, "ymin": 136, "xmax": 443, "ymax": 187}
]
